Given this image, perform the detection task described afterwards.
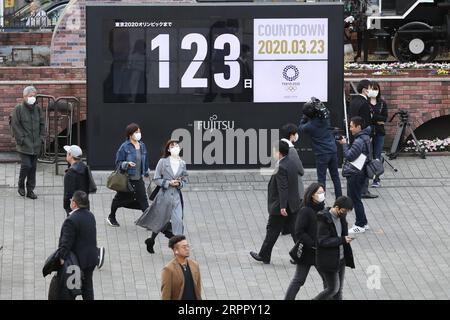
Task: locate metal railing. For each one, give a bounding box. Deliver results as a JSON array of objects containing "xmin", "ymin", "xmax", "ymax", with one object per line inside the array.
[{"xmin": 0, "ymin": 14, "xmax": 57, "ymax": 30}]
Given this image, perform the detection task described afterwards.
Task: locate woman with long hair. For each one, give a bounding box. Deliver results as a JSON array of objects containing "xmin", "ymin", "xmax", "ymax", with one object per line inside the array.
[
  {"xmin": 285, "ymin": 182, "xmax": 327, "ymax": 300},
  {"xmin": 136, "ymin": 140, "xmax": 188, "ymax": 254},
  {"xmin": 368, "ymin": 81, "xmax": 388, "ymax": 188}
]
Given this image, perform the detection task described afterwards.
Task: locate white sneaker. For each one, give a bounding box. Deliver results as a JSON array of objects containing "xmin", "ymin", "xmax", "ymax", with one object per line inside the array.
[
  {"xmin": 364, "ymin": 224, "xmax": 370, "ymax": 230},
  {"xmin": 348, "ymin": 225, "xmax": 366, "ymax": 234}
]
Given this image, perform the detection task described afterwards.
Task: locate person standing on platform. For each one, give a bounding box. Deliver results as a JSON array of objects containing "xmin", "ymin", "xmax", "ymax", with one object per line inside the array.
[{"xmin": 11, "ymin": 86, "xmax": 45, "ymax": 200}]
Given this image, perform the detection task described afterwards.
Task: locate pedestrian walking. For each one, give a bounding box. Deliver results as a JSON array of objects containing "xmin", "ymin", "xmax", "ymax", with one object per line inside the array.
[
  {"xmin": 313, "ymin": 196, "xmax": 355, "ymax": 300},
  {"xmin": 107, "ymin": 123, "xmax": 150, "ymax": 227},
  {"xmin": 136, "ymin": 140, "xmax": 188, "ymax": 254},
  {"xmin": 285, "ymin": 182, "xmax": 327, "ymax": 300},
  {"xmin": 161, "ymin": 235, "xmax": 202, "ymax": 300},
  {"xmin": 10, "ymin": 86, "xmax": 45, "ymax": 200},
  {"xmin": 63, "ymin": 145, "xmax": 89, "ymax": 216},
  {"xmin": 368, "ymin": 81, "xmax": 388, "ymax": 188},
  {"xmin": 56, "ymin": 191, "xmax": 100, "ymax": 300},
  {"xmin": 280, "ymin": 123, "xmax": 305, "ymax": 235},
  {"xmin": 338, "ymin": 116, "xmax": 371, "ymax": 234},
  {"xmin": 249, "ymin": 140, "xmax": 300, "ymax": 264}
]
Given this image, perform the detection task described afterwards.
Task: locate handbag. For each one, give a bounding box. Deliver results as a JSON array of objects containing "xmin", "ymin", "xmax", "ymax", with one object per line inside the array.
[
  {"xmin": 366, "ymin": 158, "xmax": 384, "ymax": 179},
  {"xmin": 364, "ymin": 137, "xmax": 385, "ymax": 179},
  {"xmin": 289, "ymin": 240, "xmax": 304, "ymax": 263},
  {"xmin": 106, "ymin": 165, "xmax": 130, "ymax": 192},
  {"xmin": 147, "ymin": 181, "xmax": 161, "ymax": 201}
]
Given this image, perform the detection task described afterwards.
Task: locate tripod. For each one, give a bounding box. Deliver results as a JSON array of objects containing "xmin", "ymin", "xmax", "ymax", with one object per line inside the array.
[
  {"xmin": 381, "ymin": 153, "xmax": 398, "ymax": 172},
  {"xmin": 387, "ymin": 110, "xmax": 426, "ymax": 160}
]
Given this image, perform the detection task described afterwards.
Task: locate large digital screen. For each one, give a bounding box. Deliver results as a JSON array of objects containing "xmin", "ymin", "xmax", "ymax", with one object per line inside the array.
[{"xmin": 87, "ymin": 3, "xmax": 344, "ymax": 169}]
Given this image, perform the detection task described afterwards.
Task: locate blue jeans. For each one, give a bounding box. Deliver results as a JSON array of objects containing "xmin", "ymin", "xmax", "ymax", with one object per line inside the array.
[
  {"xmin": 347, "ymin": 172, "xmax": 367, "ymax": 227},
  {"xmin": 372, "ymin": 135, "xmax": 385, "ymax": 160},
  {"xmin": 316, "ymin": 153, "xmax": 342, "ymax": 198}
]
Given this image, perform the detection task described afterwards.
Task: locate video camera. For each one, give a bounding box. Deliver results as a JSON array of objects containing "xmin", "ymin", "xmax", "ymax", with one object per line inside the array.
[
  {"xmin": 307, "ymin": 97, "xmax": 330, "ymax": 120},
  {"xmin": 389, "ymin": 109, "xmax": 409, "ymax": 123}
]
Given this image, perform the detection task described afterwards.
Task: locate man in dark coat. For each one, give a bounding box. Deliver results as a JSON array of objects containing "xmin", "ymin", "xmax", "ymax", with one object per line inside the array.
[
  {"xmin": 280, "ymin": 123, "xmax": 305, "ymax": 235},
  {"xmin": 314, "ymin": 196, "xmax": 355, "ymax": 300},
  {"xmin": 63, "ymin": 145, "xmax": 89, "ymax": 216},
  {"xmin": 57, "ymin": 191, "xmax": 99, "ymax": 300},
  {"xmin": 10, "ymin": 86, "xmax": 45, "ymax": 199},
  {"xmin": 347, "ymin": 79, "xmax": 378, "ymax": 199},
  {"xmin": 250, "ymin": 140, "xmax": 300, "ymax": 264},
  {"xmin": 299, "ymin": 101, "xmax": 342, "ymax": 199}
]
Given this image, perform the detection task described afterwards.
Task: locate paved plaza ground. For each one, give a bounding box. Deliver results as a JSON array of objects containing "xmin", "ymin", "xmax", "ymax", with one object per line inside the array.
[{"xmin": 0, "ymin": 155, "xmax": 450, "ymax": 300}]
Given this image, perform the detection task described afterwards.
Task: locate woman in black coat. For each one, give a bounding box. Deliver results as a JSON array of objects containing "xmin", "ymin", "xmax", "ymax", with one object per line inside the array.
[
  {"xmin": 313, "ymin": 196, "xmax": 355, "ymax": 300},
  {"xmin": 368, "ymin": 81, "xmax": 388, "ymax": 188},
  {"xmin": 284, "ymin": 182, "xmax": 327, "ymax": 300}
]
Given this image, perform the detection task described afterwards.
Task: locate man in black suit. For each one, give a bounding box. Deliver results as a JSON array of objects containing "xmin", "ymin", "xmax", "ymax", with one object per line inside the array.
[
  {"xmin": 250, "ymin": 140, "xmax": 300, "ymax": 264},
  {"xmin": 347, "ymin": 79, "xmax": 378, "ymax": 199},
  {"xmin": 58, "ymin": 191, "xmax": 99, "ymax": 300}
]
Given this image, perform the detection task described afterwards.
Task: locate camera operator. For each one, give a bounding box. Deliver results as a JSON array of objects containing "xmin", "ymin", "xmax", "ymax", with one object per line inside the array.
[
  {"xmin": 298, "ymin": 98, "xmax": 342, "ymax": 199},
  {"xmin": 348, "ymin": 79, "xmax": 378, "ymax": 199}
]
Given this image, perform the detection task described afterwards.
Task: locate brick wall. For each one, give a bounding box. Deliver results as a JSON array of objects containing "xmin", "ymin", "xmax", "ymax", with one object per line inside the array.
[
  {"xmin": 345, "ymin": 70, "xmax": 450, "ymax": 146},
  {"xmin": 50, "ymin": 0, "xmax": 194, "ymax": 67},
  {"xmin": 0, "ymin": 32, "xmax": 53, "ymax": 46},
  {"xmin": 0, "ymin": 67, "xmax": 86, "ymax": 152}
]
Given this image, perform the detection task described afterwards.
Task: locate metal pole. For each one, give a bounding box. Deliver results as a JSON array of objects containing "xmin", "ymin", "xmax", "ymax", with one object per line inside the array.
[{"xmin": 343, "ymin": 88, "xmax": 350, "ymax": 140}]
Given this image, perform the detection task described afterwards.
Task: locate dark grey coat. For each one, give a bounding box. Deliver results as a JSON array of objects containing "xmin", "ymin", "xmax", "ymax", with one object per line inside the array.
[
  {"xmin": 11, "ymin": 102, "xmax": 45, "ymax": 155},
  {"xmin": 267, "ymin": 156, "xmax": 301, "ymax": 216}
]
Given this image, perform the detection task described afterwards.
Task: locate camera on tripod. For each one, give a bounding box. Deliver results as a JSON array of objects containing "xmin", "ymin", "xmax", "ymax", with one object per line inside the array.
[
  {"xmin": 390, "ymin": 109, "xmax": 409, "ymax": 123},
  {"xmin": 306, "ymin": 97, "xmax": 330, "ymax": 120}
]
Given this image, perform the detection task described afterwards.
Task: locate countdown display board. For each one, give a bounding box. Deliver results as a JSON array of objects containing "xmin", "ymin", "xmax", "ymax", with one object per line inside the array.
[{"xmin": 87, "ymin": 3, "xmax": 344, "ymax": 169}]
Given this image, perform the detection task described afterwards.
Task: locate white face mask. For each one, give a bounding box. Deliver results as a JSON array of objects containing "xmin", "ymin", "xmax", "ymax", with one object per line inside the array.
[
  {"xmin": 133, "ymin": 132, "xmax": 141, "ymax": 141},
  {"xmin": 317, "ymin": 193, "xmax": 326, "ymax": 203},
  {"xmin": 368, "ymin": 89, "xmax": 378, "ymax": 98},
  {"xmin": 293, "ymin": 133, "xmax": 299, "ymax": 143},
  {"xmin": 169, "ymin": 145, "xmax": 181, "ymax": 157},
  {"xmin": 27, "ymin": 96, "xmax": 36, "ymax": 105}
]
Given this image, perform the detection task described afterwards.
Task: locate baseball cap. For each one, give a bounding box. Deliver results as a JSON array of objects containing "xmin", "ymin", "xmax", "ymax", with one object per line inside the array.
[{"xmin": 63, "ymin": 145, "xmax": 83, "ymax": 158}]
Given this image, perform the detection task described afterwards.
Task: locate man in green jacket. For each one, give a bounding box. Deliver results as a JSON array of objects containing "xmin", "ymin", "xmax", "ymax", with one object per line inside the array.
[{"xmin": 11, "ymin": 86, "xmax": 45, "ymax": 199}]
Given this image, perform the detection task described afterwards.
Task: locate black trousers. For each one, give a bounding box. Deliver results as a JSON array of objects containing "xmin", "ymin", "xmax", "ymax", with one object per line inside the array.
[
  {"xmin": 81, "ymin": 267, "xmax": 95, "ymax": 300},
  {"xmin": 18, "ymin": 153, "xmax": 38, "ymax": 192},
  {"xmin": 259, "ymin": 212, "xmax": 297, "ymax": 262},
  {"xmin": 110, "ymin": 178, "xmax": 149, "ymax": 217},
  {"xmin": 314, "ymin": 259, "xmax": 346, "ymax": 300}
]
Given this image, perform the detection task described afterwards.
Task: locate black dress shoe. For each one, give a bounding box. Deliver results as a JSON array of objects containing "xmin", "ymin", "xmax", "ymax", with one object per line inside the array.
[
  {"xmin": 362, "ymin": 192, "xmax": 378, "ymax": 199},
  {"xmin": 145, "ymin": 238, "xmax": 155, "ymax": 254},
  {"xmin": 18, "ymin": 188, "xmax": 25, "ymax": 197},
  {"xmin": 26, "ymin": 191, "xmax": 37, "ymax": 200},
  {"xmin": 250, "ymin": 251, "xmax": 270, "ymax": 264}
]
